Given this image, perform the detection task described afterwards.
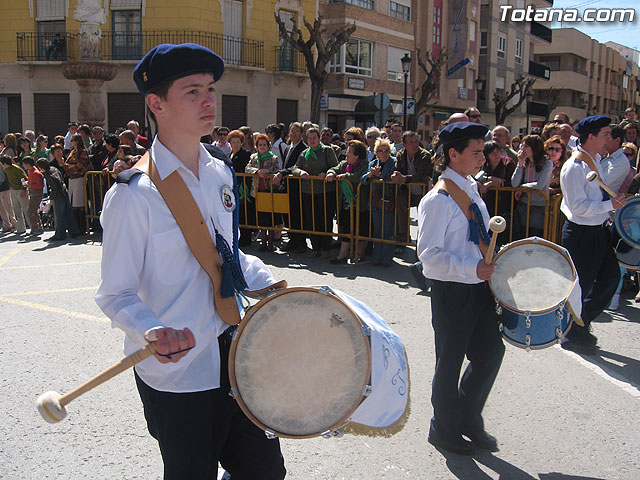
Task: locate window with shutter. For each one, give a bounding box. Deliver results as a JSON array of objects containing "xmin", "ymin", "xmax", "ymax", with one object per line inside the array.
[
  {"xmin": 34, "ymin": 93, "xmax": 70, "ymax": 138},
  {"xmin": 222, "ymin": 95, "xmax": 247, "ymax": 130}
]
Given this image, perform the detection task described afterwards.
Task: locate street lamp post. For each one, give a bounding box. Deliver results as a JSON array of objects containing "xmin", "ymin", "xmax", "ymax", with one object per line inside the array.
[
  {"xmin": 401, "ymin": 53, "xmax": 411, "ymax": 130},
  {"xmin": 526, "ymin": 90, "xmax": 533, "ymax": 134}
]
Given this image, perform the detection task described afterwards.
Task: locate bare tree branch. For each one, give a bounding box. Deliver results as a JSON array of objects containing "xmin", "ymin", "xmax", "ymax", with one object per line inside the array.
[
  {"xmin": 412, "ymin": 49, "xmax": 448, "ymax": 130},
  {"xmin": 493, "ymin": 74, "xmax": 536, "ymax": 125}
]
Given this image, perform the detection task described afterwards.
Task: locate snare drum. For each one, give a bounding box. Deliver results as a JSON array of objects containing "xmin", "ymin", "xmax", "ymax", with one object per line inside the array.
[
  {"xmin": 229, "ymin": 287, "xmax": 409, "ymax": 439},
  {"xmin": 489, "ymin": 238, "xmax": 578, "ymax": 349},
  {"xmin": 613, "ymin": 196, "xmax": 640, "ymax": 270}
]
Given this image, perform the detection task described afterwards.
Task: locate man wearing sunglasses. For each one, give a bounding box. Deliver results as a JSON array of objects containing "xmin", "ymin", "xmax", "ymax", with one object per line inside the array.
[
  {"xmin": 213, "ymin": 126, "xmax": 232, "ymax": 155},
  {"xmin": 464, "ymin": 107, "xmax": 483, "ymax": 124}
]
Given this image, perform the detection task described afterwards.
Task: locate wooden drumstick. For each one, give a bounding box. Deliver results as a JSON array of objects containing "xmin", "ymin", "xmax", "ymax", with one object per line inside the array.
[
  {"xmin": 586, "ymin": 171, "xmax": 617, "ymax": 198},
  {"xmin": 485, "ymin": 216, "xmax": 506, "ymax": 265},
  {"xmin": 37, "ymin": 342, "xmax": 157, "ymax": 423}
]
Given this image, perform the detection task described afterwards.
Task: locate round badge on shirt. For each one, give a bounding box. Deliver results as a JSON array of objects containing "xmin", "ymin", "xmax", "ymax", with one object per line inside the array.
[{"xmin": 221, "ymin": 185, "xmax": 235, "ymax": 211}]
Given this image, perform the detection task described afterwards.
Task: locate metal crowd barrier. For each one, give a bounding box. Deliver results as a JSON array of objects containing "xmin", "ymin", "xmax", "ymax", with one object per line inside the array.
[
  {"xmin": 84, "ymin": 170, "xmax": 562, "ymax": 257},
  {"xmin": 84, "ymin": 171, "xmax": 115, "ymax": 233}
]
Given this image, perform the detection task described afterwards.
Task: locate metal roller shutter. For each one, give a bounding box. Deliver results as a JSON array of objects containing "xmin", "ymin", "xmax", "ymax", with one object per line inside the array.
[
  {"xmin": 34, "ymin": 93, "xmax": 69, "ymax": 138},
  {"xmin": 221, "ymin": 95, "xmax": 247, "ymax": 130},
  {"xmin": 107, "ymin": 93, "xmax": 146, "ymax": 133},
  {"xmin": 277, "ymin": 99, "xmax": 298, "ymax": 127}
]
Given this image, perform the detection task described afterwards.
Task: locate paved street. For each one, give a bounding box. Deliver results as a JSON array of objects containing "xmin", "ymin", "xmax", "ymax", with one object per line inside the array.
[{"xmin": 1, "ymin": 231, "xmax": 639, "ymax": 480}]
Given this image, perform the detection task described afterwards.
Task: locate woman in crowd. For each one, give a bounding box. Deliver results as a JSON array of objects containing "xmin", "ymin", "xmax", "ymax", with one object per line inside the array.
[
  {"xmin": 117, "ymin": 144, "xmax": 132, "ymax": 161},
  {"xmin": 1, "ymin": 133, "xmax": 18, "ymax": 158},
  {"xmin": 245, "ymin": 134, "xmax": 281, "ymax": 251},
  {"xmin": 49, "ymin": 144, "xmax": 67, "ymax": 181},
  {"xmin": 511, "ymin": 134, "xmax": 553, "ymax": 238},
  {"xmin": 365, "ymin": 126, "xmax": 381, "ymax": 161},
  {"xmin": 239, "ymin": 126, "xmax": 256, "ymax": 154},
  {"xmin": 622, "ymin": 142, "xmax": 638, "ymax": 171},
  {"xmin": 292, "ymin": 127, "xmax": 338, "ymax": 258},
  {"xmin": 480, "ymin": 141, "xmax": 516, "ymax": 240},
  {"xmin": 361, "ymin": 138, "xmax": 397, "ymax": 266},
  {"xmin": 541, "ymin": 123, "xmax": 561, "ymax": 142},
  {"xmin": 229, "ymin": 129, "xmax": 254, "ymax": 247},
  {"xmin": 326, "ymin": 139, "xmax": 370, "ymax": 264},
  {"xmin": 64, "ymin": 133, "xmax": 90, "ymax": 234},
  {"xmin": 546, "ymin": 135, "xmax": 568, "ymax": 196},
  {"xmin": 34, "ymin": 135, "xmax": 50, "ymax": 160},
  {"xmin": 511, "ymin": 135, "xmax": 521, "ymax": 152},
  {"xmin": 18, "ymin": 136, "xmax": 34, "ymax": 159}
]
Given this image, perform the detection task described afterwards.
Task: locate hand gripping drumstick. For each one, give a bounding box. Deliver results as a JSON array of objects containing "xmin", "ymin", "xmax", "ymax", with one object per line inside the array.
[
  {"xmin": 37, "ymin": 342, "xmax": 157, "ymax": 423},
  {"xmin": 586, "ymin": 171, "xmax": 617, "ymax": 198},
  {"xmin": 484, "ymin": 216, "xmax": 506, "ymax": 265}
]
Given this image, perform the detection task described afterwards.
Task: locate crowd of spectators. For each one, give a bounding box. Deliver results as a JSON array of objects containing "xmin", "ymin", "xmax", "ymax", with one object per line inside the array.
[{"xmin": 1, "ymin": 107, "xmax": 639, "ymax": 301}]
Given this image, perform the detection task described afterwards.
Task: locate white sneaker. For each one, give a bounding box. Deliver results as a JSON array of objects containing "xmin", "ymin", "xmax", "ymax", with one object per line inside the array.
[{"xmin": 608, "ymin": 293, "xmax": 620, "ymax": 311}]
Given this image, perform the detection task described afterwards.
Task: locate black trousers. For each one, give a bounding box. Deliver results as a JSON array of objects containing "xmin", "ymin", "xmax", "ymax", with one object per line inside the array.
[
  {"xmin": 135, "ymin": 332, "xmax": 286, "ymax": 480},
  {"xmin": 430, "ymin": 280, "xmax": 505, "ymax": 438},
  {"xmin": 561, "ymin": 221, "xmax": 620, "ymax": 332}
]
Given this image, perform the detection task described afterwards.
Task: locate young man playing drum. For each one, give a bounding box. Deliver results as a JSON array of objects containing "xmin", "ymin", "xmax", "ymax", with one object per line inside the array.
[
  {"xmin": 559, "ymin": 115, "xmax": 627, "ymax": 354},
  {"xmin": 95, "ymin": 43, "xmax": 286, "ymax": 479},
  {"xmin": 417, "ymin": 122, "xmax": 505, "ymax": 456}
]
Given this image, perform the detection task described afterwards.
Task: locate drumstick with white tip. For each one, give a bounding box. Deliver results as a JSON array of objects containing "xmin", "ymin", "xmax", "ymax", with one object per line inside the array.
[
  {"xmin": 586, "ymin": 171, "xmax": 617, "ymax": 198},
  {"xmin": 36, "ymin": 342, "xmax": 157, "ymax": 424},
  {"xmin": 485, "ymin": 216, "xmax": 506, "ymax": 265}
]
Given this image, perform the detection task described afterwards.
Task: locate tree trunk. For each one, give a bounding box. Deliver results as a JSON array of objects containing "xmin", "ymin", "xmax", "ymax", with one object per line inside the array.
[{"xmin": 309, "ymin": 77, "xmax": 325, "ymax": 124}]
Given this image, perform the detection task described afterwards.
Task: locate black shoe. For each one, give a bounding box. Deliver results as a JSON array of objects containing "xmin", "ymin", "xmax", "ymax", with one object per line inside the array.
[
  {"xmin": 463, "ymin": 430, "xmax": 499, "ymax": 452},
  {"xmin": 428, "ymin": 432, "xmax": 475, "ymax": 456},
  {"xmin": 330, "ymin": 257, "xmax": 348, "ymax": 265},
  {"xmin": 281, "ymin": 242, "xmax": 302, "ymax": 252},
  {"xmin": 394, "ymin": 245, "xmax": 406, "ymax": 254},
  {"xmin": 46, "ymin": 236, "xmax": 66, "ymax": 242}
]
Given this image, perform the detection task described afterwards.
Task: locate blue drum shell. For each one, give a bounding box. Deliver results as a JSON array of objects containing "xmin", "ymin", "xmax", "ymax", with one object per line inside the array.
[{"xmin": 499, "ymin": 303, "xmax": 572, "ymax": 349}]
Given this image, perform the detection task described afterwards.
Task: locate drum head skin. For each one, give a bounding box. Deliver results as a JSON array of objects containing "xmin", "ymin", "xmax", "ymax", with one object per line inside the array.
[
  {"xmin": 230, "ymin": 288, "xmax": 371, "ymax": 438},
  {"xmin": 490, "ymin": 238, "xmax": 576, "ymax": 313}
]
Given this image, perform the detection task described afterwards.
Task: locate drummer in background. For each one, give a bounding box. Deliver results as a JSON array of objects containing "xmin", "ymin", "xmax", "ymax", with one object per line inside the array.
[
  {"xmin": 417, "ymin": 122, "xmax": 505, "ymax": 456},
  {"xmin": 559, "ymin": 115, "xmax": 627, "ymax": 354},
  {"xmin": 94, "ymin": 44, "xmax": 286, "ymax": 479}
]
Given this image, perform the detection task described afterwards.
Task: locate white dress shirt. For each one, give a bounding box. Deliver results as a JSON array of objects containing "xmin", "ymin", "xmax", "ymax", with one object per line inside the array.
[
  {"xmin": 601, "ymin": 148, "xmax": 630, "ymax": 193},
  {"xmin": 271, "ymin": 137, "xmax": 285, "ymax": 170},
  {"xmin": 560, "ymin": 148, "xmax": 613, "ymax": 226},
  {"xmin": 95, "ymin": 139, "xmax": 276, "ymax": 393},
  {"xmin": 417, "ymin": 168, "xmax": 490, "ymax": 284},
  {"xmin": 63, "ymin": 130, "xmax": 73, "ymax": 150}
]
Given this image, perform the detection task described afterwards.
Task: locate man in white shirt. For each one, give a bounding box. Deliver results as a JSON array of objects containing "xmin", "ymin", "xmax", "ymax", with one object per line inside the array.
[
  {"xmin": 390, "ymin": 122, "xmax": 404, "ymax": 153},
  {"xmin": 417, "ymin": 122, "xmax": 505, "ymax": 456},
  {"xmin": 266, "ymin": 123, "xmax": 285, "ymax": 169},
  {"xmin": 212, "ymin": 126, "xmax": 232, "ymax": 155},
  {"xmin": 63, "ymin": 122, "xmax": 78, "ymax": 151},
  {"xmin": 560, "ymin": 115, "xmax": 627, "ymax": 354},
  {"xmin": 602, "ymin": 124, "xmax": 631, "ymax": 193},
  {"xmin": 95, "ymin": 43, "xmax": 286, "ymax": 480}
]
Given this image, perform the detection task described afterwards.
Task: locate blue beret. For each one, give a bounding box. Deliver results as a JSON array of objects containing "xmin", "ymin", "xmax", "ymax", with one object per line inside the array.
[
  {"xmin": 133, "ymin": 43, "xmax": 224, "ymax": 95},
  {"xmin": 575, "ymin": 115, "xmax": 611, "ymax": 136},
  {"xmin": 439, "ymin": 122, "xmax": 489, "ymax": 147}
]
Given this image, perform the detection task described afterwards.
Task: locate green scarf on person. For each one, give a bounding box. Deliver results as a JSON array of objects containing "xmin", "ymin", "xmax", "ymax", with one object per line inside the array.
[
  {"xmin": 304, "ymin": 145, "xmax": 323, "ymax": 161},
  {"xmin": 256, "ymin": 150, "xmax": 276, "ymax": 168},
  {"xmin": 340, "ymin": 181, "xmax": 355, "ymax": 204}
]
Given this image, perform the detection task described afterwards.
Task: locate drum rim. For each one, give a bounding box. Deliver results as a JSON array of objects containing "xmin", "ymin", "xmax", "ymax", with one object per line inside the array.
[
  {"xmin": 489, "ymin": 237, "xmax": 578, "ymax": 315},
  {"xmin": 614, "ymin": 195, "xmax": 640, "ymax": 251},
  {"xmin": 228, "ymin": 286, "xmax": 373, "ymax": 439}
]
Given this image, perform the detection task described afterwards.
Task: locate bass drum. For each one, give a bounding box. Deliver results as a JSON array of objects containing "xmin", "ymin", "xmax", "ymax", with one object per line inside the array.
[
  {"xmin": 228, "ymin": 286, "xmax": 409, "ymax": 439},
  {"xmin": 613, "ymin": 195, "xmax": 640, "ymax": 270},
  {"xmin": 489, "ymin": 237, "xmax": 577, "ymax": 350}
]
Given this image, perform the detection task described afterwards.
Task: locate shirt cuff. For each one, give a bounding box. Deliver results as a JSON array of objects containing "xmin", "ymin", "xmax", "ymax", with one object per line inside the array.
[{"xmin": 463, "ymin": 256, "xmax": 482, "ymax": 282}]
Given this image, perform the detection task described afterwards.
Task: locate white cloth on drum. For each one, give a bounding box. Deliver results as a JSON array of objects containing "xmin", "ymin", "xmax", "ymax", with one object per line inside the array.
[
  {"xmin": 67, "ymin": 177, "xmax": 85, "ymax": 208},
  {"xmin": 330, "ymin": 288, "xmax": 409, "ymax": 429}
]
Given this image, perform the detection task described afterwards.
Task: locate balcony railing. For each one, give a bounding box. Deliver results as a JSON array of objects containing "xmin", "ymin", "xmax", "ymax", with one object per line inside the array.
[
  {"xmin": 529, "ymin": 60, "xmax": 550, "ymax": 80},
  {"xmin": 17, "ymin": 30, "xmax": 264, "ymax": 68},
  {"xmin": 273, "ymin": 46, "xmax": 306, "ymax": 74},
  {"xmin": 530, "ymin": 21, "xmax": 552, "ymax": 43},
  {"xmin": 17, "ymin": 32, "xmax": 76, "ymax": 61}
]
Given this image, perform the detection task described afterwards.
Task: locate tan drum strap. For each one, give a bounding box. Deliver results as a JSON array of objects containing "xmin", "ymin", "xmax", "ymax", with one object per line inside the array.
[
  {"xmin": 133, "ymin": 153, "xmax": 241, "ymax": 325},
  {"xmin": 575, "ymin": 151, "xmax": 599, "ymax": 176},
  {"xmin": 435, "ymin": 178, "xmax": 488, "ymax": 257}
]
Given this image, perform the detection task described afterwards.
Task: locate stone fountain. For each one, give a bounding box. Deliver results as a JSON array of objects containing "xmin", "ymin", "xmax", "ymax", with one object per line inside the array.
[{"xmin": 62, "ymin": 0, "xmax": 119, "ymax": 128}]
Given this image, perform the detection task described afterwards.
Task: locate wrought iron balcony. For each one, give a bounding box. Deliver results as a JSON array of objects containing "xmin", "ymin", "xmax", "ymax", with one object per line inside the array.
[
  {"xmin": 17, "ymin": 32, "xmax": 76, "ymax": 61},
  {"xmin": 273, "ymin": 46, "xmax": 306, "ymax": 74},
  {"xmin": 17, "ymin": 30, "xmax": 264, "ymax": 68}
]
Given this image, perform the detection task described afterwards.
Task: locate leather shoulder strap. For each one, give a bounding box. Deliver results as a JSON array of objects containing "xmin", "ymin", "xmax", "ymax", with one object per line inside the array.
[
  {"xmin": 575, "ymin": 150, "xmax": 599, "ymax": 174},
  {"xmin": 132, "ymin": 152, "xmax": 241, "ymax": 325},
  {"xmin": 435, "ymin": 177, "xmax": 487, "ymax": 256},
  {"xmin": 435, "ymin": 178, "xmax": 472, "ymax": 220}
]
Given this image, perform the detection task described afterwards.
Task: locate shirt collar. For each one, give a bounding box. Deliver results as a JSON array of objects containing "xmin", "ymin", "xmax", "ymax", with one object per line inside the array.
[
  {"xmin": 442, "ymin": 166, "xmax": 475, "ymax": 191},
  {"xmin": 150, "ymin": 138, "xmax": 211, "ymax": 181}
]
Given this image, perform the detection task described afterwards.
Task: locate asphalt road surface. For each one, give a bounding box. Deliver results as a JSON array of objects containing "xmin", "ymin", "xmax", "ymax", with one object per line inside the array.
[{"xmin": 1, "ymin": 231, "xmax": 639, "ymax": 480}]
